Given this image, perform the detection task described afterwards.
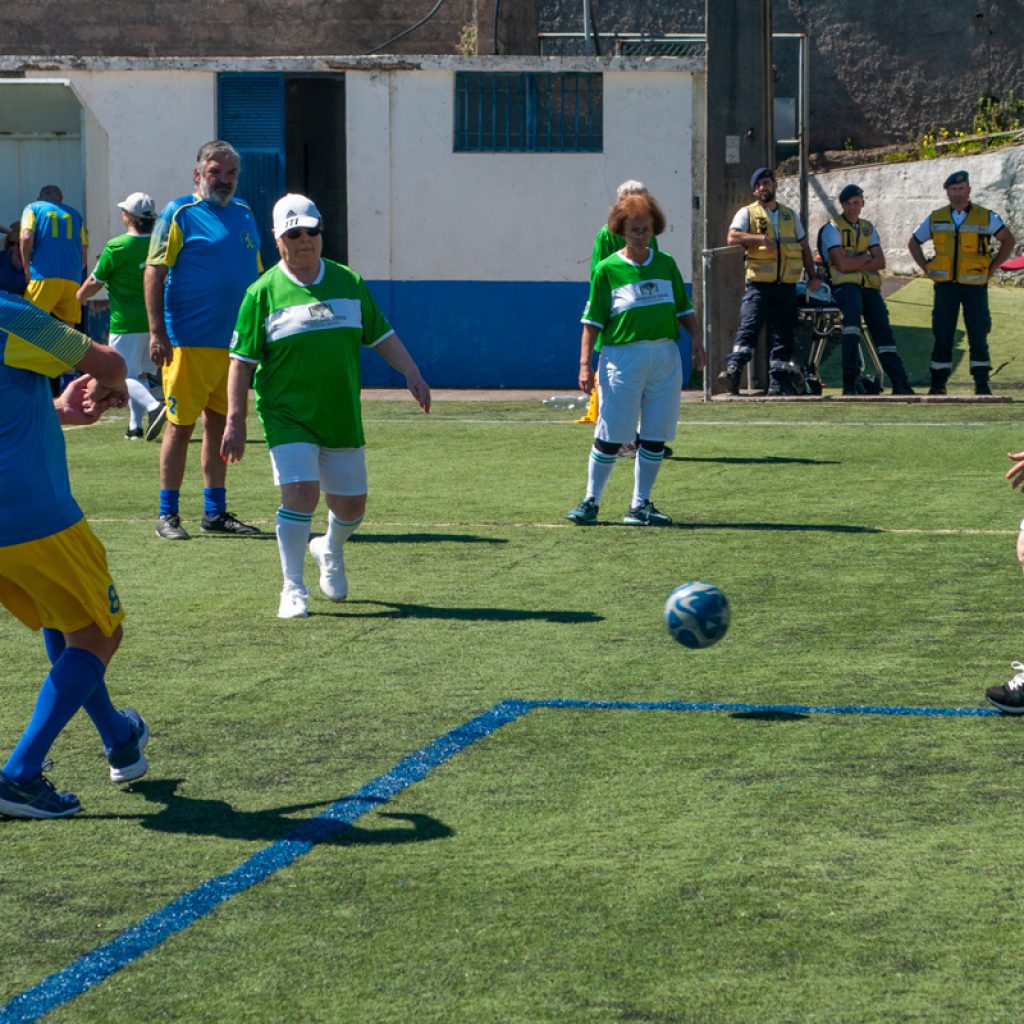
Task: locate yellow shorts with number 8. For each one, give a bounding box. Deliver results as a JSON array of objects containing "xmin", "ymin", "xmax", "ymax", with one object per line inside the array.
[{"xmin": 0, "ymin": 519, "xmax": 124, "ymax": 636}]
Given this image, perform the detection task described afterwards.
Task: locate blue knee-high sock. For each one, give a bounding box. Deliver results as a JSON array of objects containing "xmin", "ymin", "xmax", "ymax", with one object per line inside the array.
[
  {"xmin": 42, "ymin": 629, "xmax": 130, "ymax": 750},
  {"xmin": 3, "ymin": 648, "xmax": 106, "ymax": 783}
]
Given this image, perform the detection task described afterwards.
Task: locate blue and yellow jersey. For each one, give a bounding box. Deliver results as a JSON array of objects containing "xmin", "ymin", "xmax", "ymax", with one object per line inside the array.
[
  {"xmin": 147, "ymin": 194, "xmax": 262, "ymax": 349},
  {"xmin": 0, "ymin": 293, "xmax": 90, "ymax": 546},
  {"xmin": 21, "ymin": 200, "xmax": 87, "ymax": 284}
]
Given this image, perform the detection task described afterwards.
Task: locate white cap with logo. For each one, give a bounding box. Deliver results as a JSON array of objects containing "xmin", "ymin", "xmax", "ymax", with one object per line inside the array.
[
  {"xmin": 117, "ymin": 192, "xmax": 155, "ymax": 218},
  {"xmin": 273, "ymin": 194, "xmax": 322, "ymax": 237}
]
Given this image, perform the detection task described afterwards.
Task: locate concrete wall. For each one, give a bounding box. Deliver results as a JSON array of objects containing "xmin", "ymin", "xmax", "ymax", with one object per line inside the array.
[{"xmin": 776, "ymin": 146, "xmax": 1024, "ymax": 277}]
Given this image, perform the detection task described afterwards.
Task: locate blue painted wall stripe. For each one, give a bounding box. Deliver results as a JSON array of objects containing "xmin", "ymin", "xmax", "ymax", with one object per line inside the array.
[
  {"xmin": 0, "ymin": 695, "xmax": 998, "ymax": 1022},
  {"xmin": 360, "ymin": 280, "xmax": 695, "ymax": 389}
]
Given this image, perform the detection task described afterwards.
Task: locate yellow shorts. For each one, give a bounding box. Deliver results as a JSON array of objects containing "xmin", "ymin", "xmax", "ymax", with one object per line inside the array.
[
  {"xmin": 162, "ymin": 346, "xmax": 229, "ymax": 426},
  {"xmin": 0, "ymin": 519, "xmax": 124, "ymax": 636},
  {"xmin": 24, "ymin": 278, "xmax": 83, "ymax": 325}
]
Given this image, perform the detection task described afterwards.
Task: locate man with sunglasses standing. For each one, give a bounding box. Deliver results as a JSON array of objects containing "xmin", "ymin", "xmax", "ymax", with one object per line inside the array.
[
  {"xmin": 221, "ymin": 194, "xmax": 430, "ymax": 619},
  {"xmin": 145, "ymin": 140, "xmax": 263, "ymax": 540}
]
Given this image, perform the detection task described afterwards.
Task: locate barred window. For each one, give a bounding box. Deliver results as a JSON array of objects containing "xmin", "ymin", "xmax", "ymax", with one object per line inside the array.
[{"xmin": 454, "ymin": 72, "xmax": 603, "ymax": 153}]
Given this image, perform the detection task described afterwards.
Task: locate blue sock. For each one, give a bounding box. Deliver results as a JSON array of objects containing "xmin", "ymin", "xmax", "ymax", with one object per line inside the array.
[
  {"xmin": 41, "ymin": 628, "xmax": 129, "ymax": 750},
  {"xmin": 42, "ymin": 627, "xmax": 66, "ymax": 665},
  {"xmin": 204, "ymin": 487, "xmax": 226, "ymax": 518},
  {"xmin": 159, "ymin": 489, "xmax": 180, "ymax": 517},
  {"xmin": 3, "ymin": 648, "xmax": 105, "ymax": 783}
]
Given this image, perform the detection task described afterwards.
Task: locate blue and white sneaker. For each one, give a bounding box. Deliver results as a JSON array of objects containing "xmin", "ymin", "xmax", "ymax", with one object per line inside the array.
[
  {"xmin": 0, "ymin": 765, "xmax": 81, "ymax": 819},
  {"xmin": 106, "ymin": 708, "xmax": 149, "ymax": 783}
]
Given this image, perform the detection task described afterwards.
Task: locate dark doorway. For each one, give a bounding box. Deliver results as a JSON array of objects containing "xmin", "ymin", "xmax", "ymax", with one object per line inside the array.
[{"xmin": 285, "ymin": 77, "xmax": 347, "ymax": 265}]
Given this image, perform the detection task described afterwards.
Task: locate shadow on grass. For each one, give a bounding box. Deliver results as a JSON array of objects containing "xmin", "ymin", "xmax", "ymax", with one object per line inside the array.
[
  {"xmin": 730, "ymin": 711, "xmax": 810, "ymax": 722},
  {"xmin": 318, "ymin": 601, "xmax": 603, "ymax": 623},
  {"xmin": 90, "ymin": 779, "xmax": 453, "ymax": 845}
]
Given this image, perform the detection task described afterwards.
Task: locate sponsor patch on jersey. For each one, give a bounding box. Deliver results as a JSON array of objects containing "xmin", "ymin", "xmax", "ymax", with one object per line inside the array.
[
  {"xmin": 265, "ymin": 298, "xmax": 363, "ymax": 342},
  {"xmin": 609, "ymin": 278, "xmax": 674, "ymax": 317}
]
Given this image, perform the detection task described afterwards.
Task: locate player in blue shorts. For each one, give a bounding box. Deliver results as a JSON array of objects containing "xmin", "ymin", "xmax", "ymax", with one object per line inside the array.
[{"xmin": 0, "ymin": 293, "xmax": 151, "ymax": 819}]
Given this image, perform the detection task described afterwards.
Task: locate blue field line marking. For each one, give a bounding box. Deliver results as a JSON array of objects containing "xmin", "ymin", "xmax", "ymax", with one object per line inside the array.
[
  {"xmin": 0, "ymin": 699, "xmax": 533, "ymax": 1024},
  {"xmin": 526, "ymin": 698, "xmax": 999, "ymax": 718}
]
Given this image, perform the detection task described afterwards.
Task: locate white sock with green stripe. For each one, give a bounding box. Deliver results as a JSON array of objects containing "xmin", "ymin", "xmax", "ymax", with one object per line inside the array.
[
  {"xmin": 587, "ymin": 446, "xmax": 618, "ymax": 504},
  {"xmin": 632, "ymin": 446, "xmax": 665, "ymax": 506},
  {"xmin": 276, "ymin": 508, "xmax": 313, "ymax": 587},
  {"xmin": 325, "ymin": 511, "xmax": 364, "ymax": 553}
]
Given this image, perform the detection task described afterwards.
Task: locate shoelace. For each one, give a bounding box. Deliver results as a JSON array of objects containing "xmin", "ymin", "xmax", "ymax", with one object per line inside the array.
[{"xmin": 1006, "ymin": 662, "xmax": 1024, "ymax": 692}]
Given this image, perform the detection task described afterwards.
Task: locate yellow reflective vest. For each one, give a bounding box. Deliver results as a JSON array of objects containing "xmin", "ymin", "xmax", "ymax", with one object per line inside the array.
[
  {"xmin": 828, "ymin": 215, "xmax": 881, "ymax": 290},
  {"xmin": 926, "ymin": 204, "xmax": 995, "ymax": 286},
  {"xmin": 745, "ymin": 202, "xmax": 804, "ymax": 284}
]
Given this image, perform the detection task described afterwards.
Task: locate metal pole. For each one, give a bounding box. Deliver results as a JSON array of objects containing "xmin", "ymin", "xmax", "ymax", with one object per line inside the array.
[
  {"xmin": 582, "ymin": 0, "xmax": 593, "ymax": 55},
  {"xmin": 799, "ymin": 32, "xmax": 810, "ymax": 229},
  {"xmin": 702, "ymin": 245, "xmax": 744, "ymax": 402}
]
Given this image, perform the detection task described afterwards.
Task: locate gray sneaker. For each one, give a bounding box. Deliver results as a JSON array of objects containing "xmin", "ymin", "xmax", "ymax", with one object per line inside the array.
[
  {"xmin": 156, "ymin": 514, "xmax": 190, "ymax": 540},
  {"xmin": 623, "ymin": 500, "xmax": 673, "ymax": 526},
  {"xmin": 566, "ymin": 497, "xmax": 599, "ymax": 525}
]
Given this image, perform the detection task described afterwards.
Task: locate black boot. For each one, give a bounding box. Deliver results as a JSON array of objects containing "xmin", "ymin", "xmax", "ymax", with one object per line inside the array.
[
  {"xmin": 973, "ymin": 371, "xmax": 992, "ymax": 396},
  {"xmin": 928, "ymin": 370, "xmax": 948, "ymax": 396},
  {"xmin": 717, "ymin": 366, "xmax": 741, "ymax": 396}
]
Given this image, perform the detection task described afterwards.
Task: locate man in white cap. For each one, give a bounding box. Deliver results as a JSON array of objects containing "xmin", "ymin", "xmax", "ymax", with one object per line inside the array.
[
  {"xmin": 221, "ymin": 194, "xmax": 431, "ymax": 619},
  {"xmin": 908, "ymin": 169, "xmax": 1015, "ymax": 395},
  {"xmin": 77, "ymin": 193, "xmax": 165, "ymax": 438}
]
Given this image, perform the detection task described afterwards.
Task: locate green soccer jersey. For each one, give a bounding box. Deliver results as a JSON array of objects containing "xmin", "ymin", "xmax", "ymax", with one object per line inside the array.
[
  {"xmin": 590, "ymin": 224, "xmax": 659, "ymax": 278},
  {"xmin": 91, "ymin": 233, "xmax": 150, "ymax": 334},
  {"xmin": 230, "ymin": 259, "xmax": 394, "ymax": 450},
  {"xmin": 582, "ymin": 250, "xmax": 692, "ymax": 347}
]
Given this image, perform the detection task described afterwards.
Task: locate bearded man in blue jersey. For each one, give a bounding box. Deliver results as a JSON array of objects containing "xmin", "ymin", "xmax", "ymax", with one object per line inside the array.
[{"xmin": 145, "ymin": 140, "xmax": 263, "ymax": 540}]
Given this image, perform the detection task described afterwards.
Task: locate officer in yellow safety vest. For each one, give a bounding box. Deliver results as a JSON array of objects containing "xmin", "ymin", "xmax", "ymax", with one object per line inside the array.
[
  {"xmin": 820, "ymin": 184, "xmax": 914, "ymax": 395},
  {"xmin": 908, "ymin": 170, "xmax": 1015, "ymax": 395},
  {"xmin": 718, "ymin": 167, "xmax": 822, "ymax": 396}
]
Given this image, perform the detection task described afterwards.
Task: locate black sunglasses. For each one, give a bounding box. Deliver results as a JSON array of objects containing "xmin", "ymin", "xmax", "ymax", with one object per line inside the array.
[{"xmin": 282, "ymin": 226, "xmax": 321, "ymax": 240}]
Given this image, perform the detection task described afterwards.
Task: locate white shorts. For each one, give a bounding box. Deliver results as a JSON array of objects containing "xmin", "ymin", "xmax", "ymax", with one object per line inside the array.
[
  {"xmin": 269, "ymin": 443, "xmax": 368, "ymax": 495},
  {"xmin": 595, "ymin": 339, "xmax": 682, "ymax": 444},
  {"xmin": 109, "ymin": 331, "xmax": 156, "ymax": 379}
]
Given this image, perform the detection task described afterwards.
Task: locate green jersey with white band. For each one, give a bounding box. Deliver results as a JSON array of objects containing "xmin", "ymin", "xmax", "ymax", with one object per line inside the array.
[
  {"xmin": 582, "ymin": 250, "xmax": 692, "ymax": 347},
  {"xmin": 230, "ymin": 259, "xmax": 394, "ymax": 450}
]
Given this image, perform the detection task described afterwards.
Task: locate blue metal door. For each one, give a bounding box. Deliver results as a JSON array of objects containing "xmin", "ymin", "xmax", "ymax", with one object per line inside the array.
[{"xmin": 217, "ymin": 73, "xmax": 285, "ymax": 269}]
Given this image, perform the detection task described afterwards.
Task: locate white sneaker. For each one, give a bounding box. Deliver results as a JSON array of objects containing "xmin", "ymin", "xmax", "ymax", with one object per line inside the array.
[
  {"xmin": 309, "ymin": 535, "xmax": 348, "ymax": 601},
  {"xmin": 278, "ymin": 582, "xmax": 309, "ymax": 619}
]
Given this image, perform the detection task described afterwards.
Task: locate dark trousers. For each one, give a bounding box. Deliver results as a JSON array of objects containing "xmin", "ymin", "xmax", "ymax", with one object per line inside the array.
[
  {"xmin": 728, "ymin": 282, "xmax": 798, "ymax": 381},
  {"xmin": 833, "ymin": 283, "xmax": 910, "ymax": 387},
  {"xmin": 931, "ymin": 283, "xmax": 991, "ymax": 377}
]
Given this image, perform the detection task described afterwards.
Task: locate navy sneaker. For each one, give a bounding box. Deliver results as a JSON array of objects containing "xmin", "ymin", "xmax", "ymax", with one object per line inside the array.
[
  {"xmin": 106, "ymin": 708, "xmax": 150, "ymax": 783},
  {"xmin": 0, "ymin": 766, "xmax": 81, "ymax": 819},
  {"xmin": 623, "ymin": 500, "xmax": 673, "ymax": 526},
  {"xmin": 566, "ymin": 497, "xmax": 599, "ymax": 525},
  {"xmin": 201, "ymin": 511, "xmax": 259, "ymax": 535}
]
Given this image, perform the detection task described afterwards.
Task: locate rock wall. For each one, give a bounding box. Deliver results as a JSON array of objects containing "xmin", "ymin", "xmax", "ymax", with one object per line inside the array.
[
  {"xmin": 541, "ymin": 0, "xmax": 1024, "ymax": 152},
  {"xmin": 775, "ymin": 146, "xmax": 1024, "ymax": 276}
]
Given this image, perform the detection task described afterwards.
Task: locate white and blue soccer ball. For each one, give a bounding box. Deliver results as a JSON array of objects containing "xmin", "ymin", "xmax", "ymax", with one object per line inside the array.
[{"xmin": 664, "ymin": 582, "xmax": 730, "ymax": 649}]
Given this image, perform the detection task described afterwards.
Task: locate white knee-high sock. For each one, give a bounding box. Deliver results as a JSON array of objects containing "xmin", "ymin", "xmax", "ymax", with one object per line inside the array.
[
  {"xmin": 325, "ymin": 511, "xmax": 363, "ymax": 553},
  {"xmin": 586, "ymin": 446, "xmax": 617, "ymax": 503},
  {"xmin": 276, "ymin": 508, "xmax": 313, "ymax": 587},
  {"xmin": 632, "ymin": 446, "xmax": 665, "ymax": 505},
  {"xmin": 126, "ymin": 378, "xmax": 160, "ymax": 430}
]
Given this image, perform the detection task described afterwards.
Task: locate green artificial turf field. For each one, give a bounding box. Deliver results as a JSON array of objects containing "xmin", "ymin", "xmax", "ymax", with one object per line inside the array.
[{"xmin": 4, "ymin": 385, "xmax": 1024, "ymax": 1022}]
